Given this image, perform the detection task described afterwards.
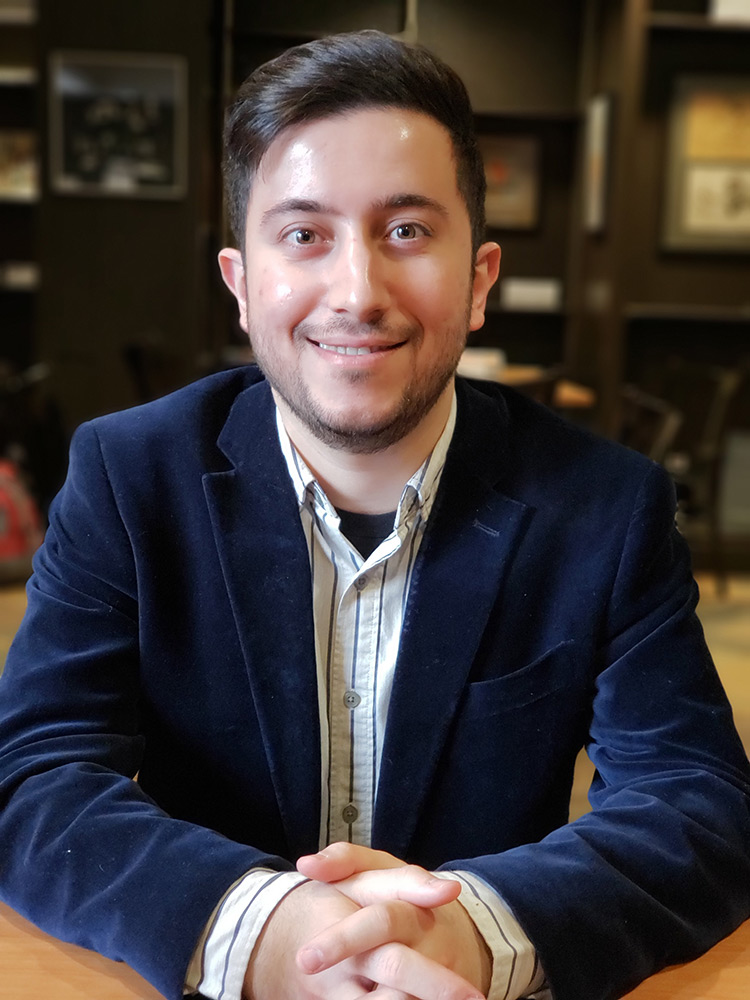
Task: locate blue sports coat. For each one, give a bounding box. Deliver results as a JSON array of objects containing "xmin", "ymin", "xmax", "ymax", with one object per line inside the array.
[{"xmin": 0, "ymin": 368, "xmax": 748, "ymax": 1000}]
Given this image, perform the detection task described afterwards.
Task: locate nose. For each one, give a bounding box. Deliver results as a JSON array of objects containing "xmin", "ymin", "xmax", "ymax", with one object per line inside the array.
[{"xmin": 325, "ymin": 235, "xmax": 391, "ymax": 323}]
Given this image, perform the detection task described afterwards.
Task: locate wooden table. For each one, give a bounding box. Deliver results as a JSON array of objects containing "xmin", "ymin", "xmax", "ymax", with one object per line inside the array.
[
  {"xmin": 499, "ymin": 364, "xmax": 596, "ymax": 409},
  {"xmin": 0, "ymin": 900, "xmax": 160, "ymax": 998},
  {"xmin": 0, "ymin": 899, "xmax": 747, "ymax": 999},
  {"xmin": 622, "ymin": 919, "xmax": 750, "ymax": 999}
]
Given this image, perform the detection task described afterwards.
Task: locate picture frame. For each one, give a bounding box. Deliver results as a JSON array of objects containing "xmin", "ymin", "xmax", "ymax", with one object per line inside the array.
[
  {"xmin": 0, "ymin": 0, "xmax": 36, "ymax": 24},
  {"xmin": 49, "ymin": 51, "xmax": 188, "ymax": 199},
  {"xmin": 477, "ymin": 134, "xmax": 540, "ymax": 230},
  {"xmin": 0, "ymin": 130, "xmax": 38, "ymax": 200},
  {"xmin": 709, "ymin": 0, "xmax": 750, "ymax": 24},
  {"xmin": 582, "ymin": 93, "xmax": 612, "ymax": 234},
  {"xmin": 663, "ymin": 76, "xmax": 750, "ymax": 252}
]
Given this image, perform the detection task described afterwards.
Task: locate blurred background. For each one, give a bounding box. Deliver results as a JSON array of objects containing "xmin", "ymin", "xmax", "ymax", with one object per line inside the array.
[{"xmin": 0, "ymin": 0, "xmax": 749, "ymax": 756}]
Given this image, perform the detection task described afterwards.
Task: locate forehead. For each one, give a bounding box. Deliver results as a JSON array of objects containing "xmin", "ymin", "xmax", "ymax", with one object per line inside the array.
[{"xmin": 249, "ymin": 107, "xmax": 462, "ymax": 215}]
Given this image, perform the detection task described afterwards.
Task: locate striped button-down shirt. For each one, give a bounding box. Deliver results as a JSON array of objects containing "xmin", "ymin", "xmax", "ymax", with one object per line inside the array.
[{"xmin": 187, "ymin": 393, "xmax": 545, "ymax": 1000}]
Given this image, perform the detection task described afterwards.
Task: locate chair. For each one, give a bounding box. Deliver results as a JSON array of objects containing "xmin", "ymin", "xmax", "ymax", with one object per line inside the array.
[
  {"xmin": 122, "ymin": 342, "xmax": 185, "ymax": 403},
  {"xmin": 512, "ymin": 365, "xmax": 567, "ymax": 407},
  {"xmin": 617, "ymin": 384, "xmax": 683, "ymax": 465},
  {"xmin": 657, "ymin": 360, "xmax": 747, "ymax": 597}
]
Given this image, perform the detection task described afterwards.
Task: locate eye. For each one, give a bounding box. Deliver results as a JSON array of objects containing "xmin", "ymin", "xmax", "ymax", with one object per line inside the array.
[
  {"xmin": 290, "ymin": 228, "xmax": 316, "ymax": 245},
  {"xmin": 392, "ymin": 223, "xmax": 420, "ymax": 240}
]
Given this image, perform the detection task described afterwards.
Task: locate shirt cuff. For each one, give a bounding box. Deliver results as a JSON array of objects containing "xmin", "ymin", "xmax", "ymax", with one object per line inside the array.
[
  {"xmin": 185, "ymin": 868, "xmax": 308, "ymax": 1000},
  {"xmin": 438, "ymin": 870, "xmax": 546, "ymax": 1000}
]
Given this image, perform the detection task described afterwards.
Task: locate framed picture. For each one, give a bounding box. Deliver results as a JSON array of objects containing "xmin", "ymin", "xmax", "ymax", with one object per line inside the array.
[
  {"xmin": 709, "ymin": 0, "xmax": 750, "ymax": 23},
  {"xmin": 663, "ymin": 76, "xmax": 750, "ymax": 252},
  {"xmin": 582, "ymin": 93, "xmax": 612, "ymax": 233},
  {"xmin": 49, "ymin": 51, "xmax": 188, "ymax": 199},
  {"xmin": 0, "ymin": 0, "xmax": 36, "ymax": 24},
  {"xmin": 478, "ymin": 135, "xmax": 540, "ymax": 230},
  {"xmin": 0, "ymin": 130, "xmax": 37, "ymax": 200}
]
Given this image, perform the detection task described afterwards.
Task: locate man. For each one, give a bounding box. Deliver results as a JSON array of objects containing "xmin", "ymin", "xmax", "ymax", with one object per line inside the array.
[{"xmin": 0, "ymin": 29, "xmax": 748, "ymax": 1000}]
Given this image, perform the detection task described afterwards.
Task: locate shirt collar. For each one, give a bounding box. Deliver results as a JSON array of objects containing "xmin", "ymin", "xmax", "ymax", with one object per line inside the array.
[{"xmin": 275, "ymin": 390, "xmax": 457, "ymax": 527}]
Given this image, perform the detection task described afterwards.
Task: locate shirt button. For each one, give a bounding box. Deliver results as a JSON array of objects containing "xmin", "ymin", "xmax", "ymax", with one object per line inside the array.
[
  {"xmin": 343, "ymin": 690, "xmax": 361, "ymax": 709},
  {"xmin": 342, "ymin": 803, "xmax": 359, "ymax": 824},
  {"xmin": 354, "ymin": 575, "xmax": 368, "ymax": 591}
]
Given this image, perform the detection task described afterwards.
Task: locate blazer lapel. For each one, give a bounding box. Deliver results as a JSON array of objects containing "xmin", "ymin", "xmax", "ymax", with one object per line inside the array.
[
  {"xmin": 373, "ymin": 380, "xmax": 531, "ymax": 859},
  {"xmin": 202, "ymin": 379, "xmax": 321, "ymax": 860}
]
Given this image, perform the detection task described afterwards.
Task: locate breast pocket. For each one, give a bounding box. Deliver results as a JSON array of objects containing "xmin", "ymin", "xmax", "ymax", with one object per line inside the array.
[
  {"xmin": 461, "ymin": 639, "xmax": 579, "ymax": 720},
  {"xmin": 423, "ymin": 639, "xmax": 587, "ymax": 856}
]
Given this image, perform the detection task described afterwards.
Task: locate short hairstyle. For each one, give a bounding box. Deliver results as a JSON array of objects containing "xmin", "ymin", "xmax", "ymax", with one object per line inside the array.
[{"xmin": 223, "ymin": 29, "xmax": 486, "ymax": 254}]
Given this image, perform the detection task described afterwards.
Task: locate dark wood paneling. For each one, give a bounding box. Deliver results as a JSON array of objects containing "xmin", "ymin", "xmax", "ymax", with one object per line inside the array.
[
  {"xmin": 232, "ymin": 0, "xmax": 405, "ymax": 37},
  {"xmin": 35, "ymin": 0, "xmax": 219, "ymax": 430},
  {"xmin": 469, "ymin": 310, "xmax": 565, "ymax": 367},
  {"xmin": 419, "ymin": 0, "xmax": 585, "ymax": 114}
]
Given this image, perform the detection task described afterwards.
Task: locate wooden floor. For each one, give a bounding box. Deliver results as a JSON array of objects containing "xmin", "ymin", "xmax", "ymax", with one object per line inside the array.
[{"xmin": 1, "ymin": 573, "xmax": 749, "ymax": 821}]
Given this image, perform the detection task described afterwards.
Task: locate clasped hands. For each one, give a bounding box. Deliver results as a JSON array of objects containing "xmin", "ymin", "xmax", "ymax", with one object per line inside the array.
[{"xmin": 246, "ymin": 843, "xmax": 491, "ymax": 1000}]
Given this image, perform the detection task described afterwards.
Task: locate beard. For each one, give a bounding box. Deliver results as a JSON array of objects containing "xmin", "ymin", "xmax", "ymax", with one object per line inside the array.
[{"xmin": 248, "ymin": 313, "xmax": 470, "ymax": 455}]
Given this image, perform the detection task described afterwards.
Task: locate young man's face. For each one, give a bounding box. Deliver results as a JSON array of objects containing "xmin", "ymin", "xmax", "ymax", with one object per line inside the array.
[{"xmin": 219, "ymin": 107, "xmax": 500, "ymax": 453}]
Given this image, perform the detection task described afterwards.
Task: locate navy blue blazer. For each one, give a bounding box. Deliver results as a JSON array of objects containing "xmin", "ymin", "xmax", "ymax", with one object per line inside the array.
[{"xmin": 0, "ymin": 368, "xmax": 748, "ymax": 1000}]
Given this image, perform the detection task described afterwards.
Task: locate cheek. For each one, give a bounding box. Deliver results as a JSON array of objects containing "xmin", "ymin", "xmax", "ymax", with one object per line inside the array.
[
  {"xmin": 409, "ymin": 270, "xmax": 471, "ymax": 334},
  {"xmin": 249, "ymin": 264, "xmax": 315, "ymax": 324},
  {"xmin": 409, "ymin": 254, "xmax": 471, "ymax": 304},
  {"xmin": 251, "ymin": 264, "xmax": 290, "ymax": 304}
]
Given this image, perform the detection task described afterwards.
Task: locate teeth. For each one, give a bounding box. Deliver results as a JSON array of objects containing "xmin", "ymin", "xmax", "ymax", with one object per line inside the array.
[{"xmin": 317, "ymin": 342, "xmax": 386, "ymax": 355}]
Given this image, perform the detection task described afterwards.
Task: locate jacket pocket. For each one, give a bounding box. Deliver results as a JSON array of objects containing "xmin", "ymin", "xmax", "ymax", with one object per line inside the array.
[{"xmin": 461, "ymin": 639, "xmax": 578, "ymax": 718}]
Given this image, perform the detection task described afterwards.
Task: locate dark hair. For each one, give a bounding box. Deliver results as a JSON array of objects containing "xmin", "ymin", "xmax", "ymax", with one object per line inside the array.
[{"xmin": 223, "ymin": 30, "xmax": 486, "ymax": 254}]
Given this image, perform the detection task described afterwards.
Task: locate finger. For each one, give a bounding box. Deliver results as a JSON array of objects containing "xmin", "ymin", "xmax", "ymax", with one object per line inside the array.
[
  {"xmin": 355, "ymin": 942, "xmax": 484, "ymax": 1000},
  {"xmin": 353, "ymin": 989, "xmax": 412, "ymax": 1000},
  {"xmin": 298, "ymin": 843, "xmax": 404, "ymax": 881},
  {"xmin": 297, "ymin": 844, "xmax": 459, "ymax": 908},
  {"xmin": 325, "ymin": 866, "xmax": 461, "ymax": 909},
  {"xmin": 297, "ymin": 900, "xmax": 431, "ymax": 973}
]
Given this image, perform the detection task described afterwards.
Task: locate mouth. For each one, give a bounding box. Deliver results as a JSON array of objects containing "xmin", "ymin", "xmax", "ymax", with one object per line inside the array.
[{"xmin": 312, "ymin": 340, "xmax": 403, "ymax": 356}]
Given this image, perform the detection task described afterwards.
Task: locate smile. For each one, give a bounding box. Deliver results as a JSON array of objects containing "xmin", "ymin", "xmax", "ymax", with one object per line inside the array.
[{"xmin": 314, "ymin": 342, "xmax": 397, "ymax": 355}]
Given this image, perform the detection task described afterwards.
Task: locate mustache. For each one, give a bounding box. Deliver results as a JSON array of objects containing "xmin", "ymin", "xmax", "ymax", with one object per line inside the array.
[{"xmin": 294, "ymin": 317, "xmax": 417, "ymax": 342}]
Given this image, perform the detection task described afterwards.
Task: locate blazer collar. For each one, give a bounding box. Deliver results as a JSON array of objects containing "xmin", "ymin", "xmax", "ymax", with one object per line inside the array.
[
  {"xmin": 204, "ymin": 376, "xmax": 322, "ymax": 860},
  {"xmin": 373, "ymin": 378, "xmax": 532, "ymax": 858}
]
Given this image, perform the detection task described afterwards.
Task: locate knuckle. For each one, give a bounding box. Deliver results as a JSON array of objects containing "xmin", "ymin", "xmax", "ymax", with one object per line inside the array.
[
  {"xmin": 373, "ymin": 901, "xmax": 398, "ymax": 936},
  {"xmin": 325, "ymin": 840, "xmax": 350, "ymax": 856},
  {"xmin": 402, "ymin": 863, "xmax": 427, "ymax": 880},
  {"xmin": 374, "ymin": 941, "xmax": 407, "ymax": 982},
  {"xmin": 436, "ymin": 973, "xmax": 473, "ymax": 1000}
]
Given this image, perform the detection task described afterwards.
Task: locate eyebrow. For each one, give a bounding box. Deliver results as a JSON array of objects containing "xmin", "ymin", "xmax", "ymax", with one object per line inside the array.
[
  {"xmin": 260, "ymin": 193, "xmax": 449, "ymax": 227},
  {"xmin": 261, "ymin": 198, "xmax": 329, "ymax": 226},
  {"xmin": 372, "ymin": 193, "xmax": 450, "ymax": 218}
]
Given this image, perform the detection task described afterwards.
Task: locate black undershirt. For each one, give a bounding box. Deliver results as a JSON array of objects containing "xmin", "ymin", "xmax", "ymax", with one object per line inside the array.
[{"xmin": 335, "ymin": 508, "xmax": 397, "ymax": 560}]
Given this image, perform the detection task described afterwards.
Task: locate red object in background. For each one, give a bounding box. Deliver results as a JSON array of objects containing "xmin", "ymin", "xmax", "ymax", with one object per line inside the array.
[{"xmin": 0, "ymin": 459, "xmax": 43, "ymax": 562}]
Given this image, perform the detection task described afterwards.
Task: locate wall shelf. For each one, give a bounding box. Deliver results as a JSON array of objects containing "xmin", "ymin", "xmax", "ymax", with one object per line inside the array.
[
  {"xmin": 486, "ymin": 303, "xmax": 568, "ymax": 317},
  {"xmin": 0, "ymin": 261, "xmax": 39, "ymax": 291},
  {"xmin": 0, "ymin": 66, "xmax": 37, "ymax": 86},
  {"xmin": 648, "ymin": 12, "xmax": 750, "ymax": 31},
  {"xmin": 0, "ymin": 9, "xmax": 36, "ymax": 25},
  {"xmin": 626, "ymin": 302, "xmax": 750, "ymax": 323},
  {"xmin": 0, "ymin": 191, "xmax": 39, "ymax": 204}
]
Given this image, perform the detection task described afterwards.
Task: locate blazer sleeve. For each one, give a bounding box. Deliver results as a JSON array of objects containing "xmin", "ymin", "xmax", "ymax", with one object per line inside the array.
[
  {"xmin": 442, "ymin": 462, "xmax": 750, "ymax": 1000},
  {"xmin": 0, "ymin": 421, "xmax": 293, "ymax": 1000}
]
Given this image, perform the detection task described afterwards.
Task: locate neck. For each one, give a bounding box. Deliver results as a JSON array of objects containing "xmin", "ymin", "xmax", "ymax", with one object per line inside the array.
[{"xmin": 275, "ymin": 383, "xmax": 454, "ymax": 514}]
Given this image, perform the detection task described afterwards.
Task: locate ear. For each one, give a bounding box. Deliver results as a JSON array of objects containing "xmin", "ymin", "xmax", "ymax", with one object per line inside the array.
[
  {"xmin": 468, "ymin": 242, "xmax": 501, "ymax": 332},
  {"xmin": 218, "ymin": 248, "xmax": 249, "ymax": 333}
]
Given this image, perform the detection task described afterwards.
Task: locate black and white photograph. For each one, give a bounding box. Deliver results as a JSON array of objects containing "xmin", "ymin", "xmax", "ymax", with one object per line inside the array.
[{"xmin": 49, "ymin": 51, "xmax": 187, "ymax": 199}]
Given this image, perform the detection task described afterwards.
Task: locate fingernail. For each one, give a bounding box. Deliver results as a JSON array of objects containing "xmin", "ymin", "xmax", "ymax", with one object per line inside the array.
[{"xmin": 298, "ymin": 946, "xmax": 324, "ymax": 974}]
